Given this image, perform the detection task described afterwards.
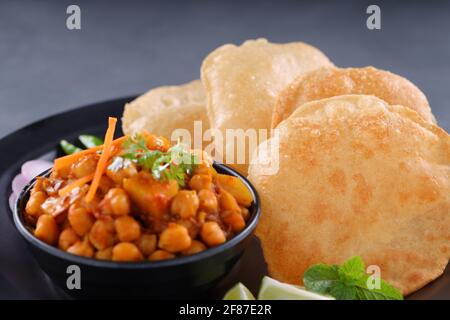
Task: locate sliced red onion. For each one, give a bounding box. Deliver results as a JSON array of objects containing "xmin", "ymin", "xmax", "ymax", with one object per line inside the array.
[
  {"xmin": 21, "ymin": 160, "xmax": 52, "ymax": 180},
  {"xmin": 12, "ymin": 173, "xmax": 28, "ymax": 196},
  {"xmin": 8, "ymin": 160, "xmax": 53, "ymax": 212},
  {"xmin": 9, "ymin": 193, "xmax": 16, "ymax": 212}
]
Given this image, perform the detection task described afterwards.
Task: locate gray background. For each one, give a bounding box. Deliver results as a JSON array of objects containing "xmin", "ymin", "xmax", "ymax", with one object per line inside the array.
[{"xmin": 0, "ymin": 0, "xmax": 449, "ymax": 139}]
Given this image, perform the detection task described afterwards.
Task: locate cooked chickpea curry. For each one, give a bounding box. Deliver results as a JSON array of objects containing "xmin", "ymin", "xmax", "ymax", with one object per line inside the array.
[{"xmin": 24, "ymin": 117, "xmax": 253, "ymax": 262}]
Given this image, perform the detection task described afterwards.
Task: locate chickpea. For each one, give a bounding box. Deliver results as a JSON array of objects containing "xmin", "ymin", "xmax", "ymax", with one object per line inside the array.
[
  {"xmin": 60, "ymin": 217, "xmax": 72, "ymax": 230},
  {"xmin": 95, "ymin": 247, "xmax": 113, "ymax": 260},
  {"xmin": 136, "ymin": 234, "xmax": 157, "ymax": 256},
  {"xmin": 149, "ymin": 250, "xmax": 175, "ymax": 261},
  {"xmin": 182, "ymin": 240, "xmax": 207, "ymax": 256},
  {"xmin": 98, "ymin": 176, "xmax": 115, "ymax": 195},
  {"xmin": 192, "ymin": 150, "xmax": 214, "ymax": 168},
  {"xmin": 106, "ymin": 159, "xmax": 137, "ymax": 185},
  {"xmin": 158, "ymin": 223, "xmax": 192, "ymax": 253},
  {"xmin": 54, "ymin": 210, "xmax": 68, "ymax": 226},
  {"xmin": 41, "ymin": 178, "xmax": 61, "ymax": 197},
  {"xmin": 198, "ymin": 211, "xmax": 207, "ymax": 224},
  {"xmin": 222, "ymin": 211, "xmax": 246, "ymax": 233},
  {"xmin": 68, "ymin": 206, "xmax": 94, "ymax": 236},
  {"xmin": 144, "ymin": 133, "xmax": 170, "ymax": 152},
  {"xmin": 112, "ymin": 242, "xmax": 143, "ymax": 261},
  {"xmin": 58, "ymin": 227, "xmax": 80, "ymax": 250},
  {"xmin": 26, "ymin": 191, "xmax": 46, "ymax": 217},
  {"xmin": 218, "ymin": 189, "xmax": 241, "ymax": 214},
  {"xmin": 240, "ymin": 206, "xmax": 250, "ymax": 221},
  {"xmin": 89, "ymin": 218, "xmax": 116, "ymax": 250},
  {"xmin": 67, "ymin": 239, "xmax": 94, "ymax": 258},
  {"xmin": 200, "ymin": 222, "xmax": 226, "ymax": 247},
  {"xmin": 177, "ymin": 219, "xmax": 199, "ymax": 239},
  {"xmin": 194, "ymin": 164, "xmax": 213, "ymax": 177},
  {"xmin": 33, "ymin": 177, "xmax": 44, "ymax": 192},
  {"xmin": 71, "ymin": 155, "xmax": 97, "ymax": 178},
  {"xmin": 35, "ymin": 214, "xmax": 59, "ymax": 245},
  {"xmin": 53, "ymin": 166, "xmax": 71, "ymax": 180},
  {"xmin": 115, "ymin": 216, "xmax": 141, "ymax": 242},
  {"xmin": 198, "ymin": 189, "xmax": 218, "ymax": 213},
  {"xmin": 170, "ymin": 190, "xmax": 199, "ymax": 219},
  {"xmin": 40, "ymin": 196, "xmax": 67, "ymax": 217},
  {"xmin": 102, "ymin": 188, "xmax": 131, "ymax": 216},
  {"xmin": 188, "ymin": 174, "xmax": 213, "ymax": 191}
]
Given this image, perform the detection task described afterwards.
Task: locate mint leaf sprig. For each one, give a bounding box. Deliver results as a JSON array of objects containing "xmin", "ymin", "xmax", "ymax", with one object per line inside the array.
[
  {"xmin": 303, "ymin": 256, "xmax": 403, "ymax": 300},
  {"xmin": 121, "ymin": 134, "xmax": 199, "ymax": 187}
]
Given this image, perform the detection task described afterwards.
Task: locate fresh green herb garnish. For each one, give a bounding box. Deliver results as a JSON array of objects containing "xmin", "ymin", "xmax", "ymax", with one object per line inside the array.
[
  {"xmin": 303, "ymin": 256, "xmax": 403, "ymax": 300},
  {"xmin": 60, "ymin": 135, "xmax": 104, "ymax": 155},
  {"xmin": 79, "ymin": 135, "xmax": 104, "ymax": 148},
  {"xmin": 60, "ymin": 140, "xmax": 82, "ymax": 155},
  {"xmin": 121, "ymin": 134, "xmax": 198, "ymax": 186}
]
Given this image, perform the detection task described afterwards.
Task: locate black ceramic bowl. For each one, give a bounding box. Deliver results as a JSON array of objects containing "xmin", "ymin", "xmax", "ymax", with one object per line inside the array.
[{"xmin": 13, "ymin": 162, "xmax": 260, "ymax": 299}]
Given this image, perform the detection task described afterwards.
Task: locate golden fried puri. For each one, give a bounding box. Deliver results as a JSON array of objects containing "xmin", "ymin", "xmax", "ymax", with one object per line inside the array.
[
  {"xmin": 201, "ymin": 38, "xmax": 333, "ymax": 174},
  {"xmin": 271, "ymin": 66, "xmax": 436, "ymax": 129},
  {"xmin": 122, "ymin": 80, "xmax": 208, "ymax": 146},
  {"xmin": 249, "ymin": 94, "xmax": 450, "ymax": 295}
]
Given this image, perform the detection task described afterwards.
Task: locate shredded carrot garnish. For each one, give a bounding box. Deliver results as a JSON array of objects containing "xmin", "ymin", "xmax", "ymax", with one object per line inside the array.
[
  {"xmin": 54, "ymin": 146, "xmax": 102, "ymax": 171},
  {"xmin": 85, "ymin": 117, "xmax": 118, "ymax": 203},
  {"xmin": 53, "ymin": 136, "xmax": 127, "ymax": 171},
  {"xmin": 58, "ymin": 173, "xmax": 95, "ymax": 197}
]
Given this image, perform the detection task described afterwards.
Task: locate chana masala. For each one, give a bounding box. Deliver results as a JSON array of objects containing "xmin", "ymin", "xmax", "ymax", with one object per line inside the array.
[{"xmin": 24, "ymin": 117, "xmax": 253, "ymax": 262}]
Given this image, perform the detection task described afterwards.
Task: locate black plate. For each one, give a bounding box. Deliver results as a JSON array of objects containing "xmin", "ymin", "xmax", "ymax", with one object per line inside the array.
[{"xmin": 0, "ymin": 97, "xmax": 448, "ymax": 299}]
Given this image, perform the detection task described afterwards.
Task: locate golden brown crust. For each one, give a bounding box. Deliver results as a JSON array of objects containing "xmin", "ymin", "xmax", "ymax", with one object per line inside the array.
[
  {"xmin": 122, "ymin": 80, "xmax": 209, "ymax": 147},
  {"xmin": 249, "ymin": 94, "xmax": 450, "ymax": 295},
  {"xmin": 201, "ymin": 38, "xmax": 333, "ymax": 174},
  {"xmin": 271, "ymin": 66, "xmax": 436, "ymax": 129}
]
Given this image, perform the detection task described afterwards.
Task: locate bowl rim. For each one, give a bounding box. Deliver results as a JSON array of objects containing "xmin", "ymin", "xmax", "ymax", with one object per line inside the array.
[{"xmin": 13, "ymin": 162, "xmax": 261, "ymax": 269}]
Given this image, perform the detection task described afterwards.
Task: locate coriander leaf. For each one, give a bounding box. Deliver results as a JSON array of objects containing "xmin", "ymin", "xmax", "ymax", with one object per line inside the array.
[
  {"xmin": 303, "ymin": 264, "xmax": 340, "ymax": 294},
  {"xmin": 122, "ymin": 134, "xmax": 149, "ymax": 157},
  {"xmin": 121, "ymin": 134, "xmax": 199, "ymax": 187},
  {"xmin": 139, "ymin": 150, "xmax": 163, "ymax": 170},
  {"xmin": 165, "ymin": 163, "xmax": 187, "ymax": 187},
  {"xmin": 151, "ymin": 153, "xmax": 171, "ymax": 180}
]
